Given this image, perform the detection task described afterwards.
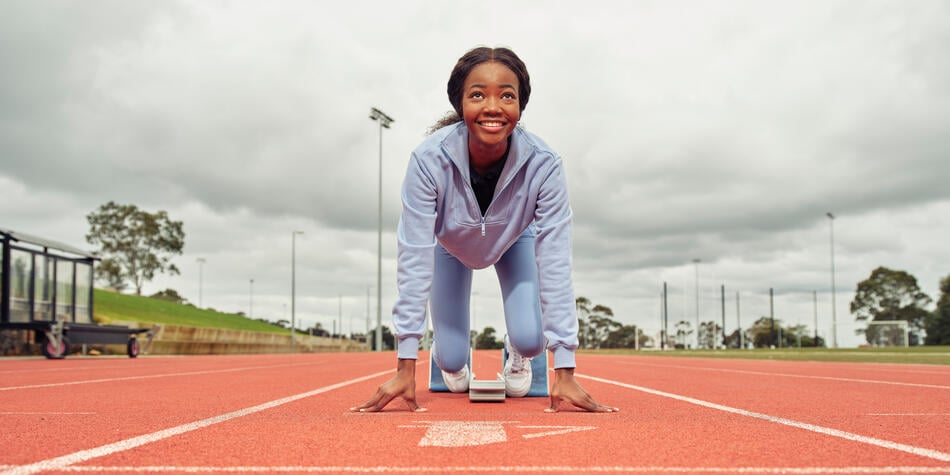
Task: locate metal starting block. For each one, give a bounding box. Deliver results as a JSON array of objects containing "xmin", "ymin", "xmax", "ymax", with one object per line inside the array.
[
  {"xmin": 428, "ymin": 337, "xmax": 551, "ymax": 401},
  {"xmin": 469, "ymin": 375, "xmax": 506, "ymax": 402}
]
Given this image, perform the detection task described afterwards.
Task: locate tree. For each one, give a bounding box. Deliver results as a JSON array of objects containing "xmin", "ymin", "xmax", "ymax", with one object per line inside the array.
[
  {"xmin": 368, "ymin": 325, "xmax": 394, "ymax": 351},
  {"xmin": 925, "ymin": 274, "xmax": 950, "ymax": 345},
  {"xmin": 150, "ymin": 288, "xmax": 187, "ymax": 304},
  {"xmin": 674, "ymin": 320, "xmax": 693, "ymax": 349},
  {"xmin": 748, "ymin": 317, "xmax": 778, "ymax": 348},
  {"xmin": 850, "ymin": 267, "xmax": 932, "ymax": 345},
  {"xmin": 86, "ymin": 201, "xmax": 185, "ymax": 295},
  {"xmin": 475, "ymin": 326, "xmax": 503, "ymax": 349},
  {"xmin": 698, "ymin": 320, "xmax": 723, "ymax": 349},
  {"xmin": 587, "ymin": 304, "xmax": 620, "ymax": 349},
  {"xmin": 575, "ymin": 296, "xmax": 593, "ymax": 349},
  {"xmin": 604, "ymin": 324, "xmax": 645, "ymax": 349}
]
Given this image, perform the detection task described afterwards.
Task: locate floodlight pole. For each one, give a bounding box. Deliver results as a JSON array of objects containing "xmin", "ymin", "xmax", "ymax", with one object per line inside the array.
[
  {"xmin": 291, "ymin": 230, "xmax": 304, "ymax": 345},
  {"xmin": 827, "ymin": 212, "xmax": 838, "ymax": 348},
  {"xmin": 693, "ymin": 258, "xmax": 701, "ymax": 349},
  {"xmin": 370, "ymin": 107, "xmax": 394, "ymax": 351},
  {"xmin": 196, "ymin": 258, "xmax": 206, "ymax": 308},
  {"xmin": 249, "ymin": 278, "xmax": 254, "ymax": 319}
]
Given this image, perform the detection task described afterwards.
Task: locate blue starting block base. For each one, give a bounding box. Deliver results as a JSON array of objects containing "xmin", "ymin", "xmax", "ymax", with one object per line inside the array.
[{"xmin": 428, "ymin": 340, "xmax": 549, "ymax": 397}]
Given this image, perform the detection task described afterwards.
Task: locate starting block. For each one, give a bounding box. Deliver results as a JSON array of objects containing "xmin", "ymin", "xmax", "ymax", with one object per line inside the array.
[
  {"xmin": 469, "ymin": 375, "xmax": 506, "ymax": 402},
  {"xmin": 428, "ymin": 338, "xmax": 550, "ymax": 400}
]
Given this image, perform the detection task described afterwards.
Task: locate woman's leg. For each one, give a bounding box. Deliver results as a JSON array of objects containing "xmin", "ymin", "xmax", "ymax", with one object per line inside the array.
[
  {"xmin": 430, "ymin": 243, "xmax": 473, "ymax": 372},
  {"xmin": 494, "ymin": 229, "xmax": 544, "ymax": 358}
]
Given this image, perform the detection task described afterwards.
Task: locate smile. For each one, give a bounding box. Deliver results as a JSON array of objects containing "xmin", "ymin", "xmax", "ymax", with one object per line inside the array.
[{"xmin": 478, "ymin": 120, "xmax": 506, "ymax": 128}]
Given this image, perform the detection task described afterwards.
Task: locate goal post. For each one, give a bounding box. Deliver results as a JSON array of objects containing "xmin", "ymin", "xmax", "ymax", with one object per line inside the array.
[{"xmin": 864, "ymin": 320, "xmax": 910, "ymax": 347}]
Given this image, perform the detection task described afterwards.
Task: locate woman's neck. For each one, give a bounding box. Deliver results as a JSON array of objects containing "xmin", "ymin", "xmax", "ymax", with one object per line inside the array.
[{"xmin": 469, "ymin": 138, "xmax": 509, "ymax": 176}]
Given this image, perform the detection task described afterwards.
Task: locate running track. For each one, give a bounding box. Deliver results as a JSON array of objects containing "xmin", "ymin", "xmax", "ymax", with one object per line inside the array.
[{"xmin": 1, "ymin": 351, "xmax": 949, "ymax": 474}]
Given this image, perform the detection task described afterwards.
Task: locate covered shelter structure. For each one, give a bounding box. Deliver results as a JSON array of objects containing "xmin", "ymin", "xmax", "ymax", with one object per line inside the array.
[{"xmin": 0, "ymin": 228, "xmax": 149, "ymax": 358}]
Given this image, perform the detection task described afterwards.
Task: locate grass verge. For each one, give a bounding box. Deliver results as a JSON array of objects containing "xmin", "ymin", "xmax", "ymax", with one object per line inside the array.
[{"xmin": 93, "ymin": 289, "xmax": 289, "ymax": 334}]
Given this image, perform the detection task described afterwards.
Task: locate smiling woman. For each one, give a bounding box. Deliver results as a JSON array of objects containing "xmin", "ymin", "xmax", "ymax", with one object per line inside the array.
[{"xmin": 350, "ymin": 46, "xmax": 618, "ymax": 414}]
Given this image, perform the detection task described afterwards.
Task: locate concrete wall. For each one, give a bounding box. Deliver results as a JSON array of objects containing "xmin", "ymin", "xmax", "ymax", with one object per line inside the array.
[
  {"xmin": 142, "ymin": 324, "xmax": 368, "ymax": 355},
  {"xmin": 0, "ymin": 323, "xmax": 370, "ymax": 357}
]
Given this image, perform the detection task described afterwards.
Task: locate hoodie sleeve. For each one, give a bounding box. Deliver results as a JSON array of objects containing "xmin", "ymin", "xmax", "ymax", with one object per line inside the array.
[
  {"xmin": 392, "ymin": 153, "xmax": 438, "ymax": 360},
  {"xmin": 534, "ymin": 157, "xmax": 579, "ymax": 369}
]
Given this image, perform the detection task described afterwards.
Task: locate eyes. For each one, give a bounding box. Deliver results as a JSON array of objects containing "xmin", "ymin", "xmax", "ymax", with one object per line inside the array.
[{"xmin": 468, "ymin": 90, "xmax": 518, "ymax": 103}]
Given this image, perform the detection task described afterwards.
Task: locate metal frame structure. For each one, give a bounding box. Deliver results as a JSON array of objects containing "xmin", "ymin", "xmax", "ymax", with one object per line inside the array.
[{"xmin": 0, "ymin": 228, "xmax": 151, "ymax": 358}]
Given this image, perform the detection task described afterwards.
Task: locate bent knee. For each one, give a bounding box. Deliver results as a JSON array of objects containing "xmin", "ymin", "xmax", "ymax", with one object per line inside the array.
[{"xmin": 509, "ymin": 334, "xmax": 544, "ymax": 358}]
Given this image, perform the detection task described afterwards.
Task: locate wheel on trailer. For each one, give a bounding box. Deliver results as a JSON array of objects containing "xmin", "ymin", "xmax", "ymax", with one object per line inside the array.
[
  {"xmin": 127, "ymin": 338, "xmax": 139, "ymax": 358},
  {"xmin": 42, "ymin": 336, "xmax": 69, "ymax": 359}
]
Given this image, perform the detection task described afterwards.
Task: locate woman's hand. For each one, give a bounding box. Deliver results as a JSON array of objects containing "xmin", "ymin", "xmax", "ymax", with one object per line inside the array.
[
  {"xmin": 349, "ymin": 359, "xmax": 427, "ymax": 413},
  {"xmin": 546, "ymin": 368, "xmax": 619, "ymax": 413}
]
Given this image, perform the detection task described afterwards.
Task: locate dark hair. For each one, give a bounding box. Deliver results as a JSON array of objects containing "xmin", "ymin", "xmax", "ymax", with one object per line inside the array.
[
  {"xmin": 448, "ymin": 46, "xmax": 531, "ymax": 117},
  {"xmin": 428, "ymin": 46, "xmax": 531, "ymax": 135}
]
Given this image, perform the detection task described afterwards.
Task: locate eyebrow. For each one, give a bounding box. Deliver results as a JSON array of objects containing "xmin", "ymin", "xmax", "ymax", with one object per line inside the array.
[{"xmin": 468, "ymin": 83, "xmax": 517, "ymax": 91}]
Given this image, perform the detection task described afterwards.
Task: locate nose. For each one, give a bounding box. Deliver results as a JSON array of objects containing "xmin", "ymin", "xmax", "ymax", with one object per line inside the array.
[{"xmin": 485, "ymin": 96, "xmax": 502, "ymax": 113}]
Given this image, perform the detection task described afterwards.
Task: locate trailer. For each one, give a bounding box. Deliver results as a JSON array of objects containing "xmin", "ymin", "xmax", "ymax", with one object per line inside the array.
[{"xmin": 1, "ymin": 227, "xmax": 153, "ymax": 359}]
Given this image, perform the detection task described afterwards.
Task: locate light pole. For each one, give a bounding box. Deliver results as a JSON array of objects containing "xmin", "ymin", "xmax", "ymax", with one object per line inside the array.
[
  {"xmin": 196, "ymin": 258, "xmax": 206, "ymax": 308},
  {"xmin": 249, "ymin": 278, "xmax": 254, "ymax": 319},
  {"xmin": 827, "ymin": 212, "xmax": 838, "ymax": 348},
  {"xmin": 291, "ymin": 230, "xmax": 304, "ymax": 345},
  {"xmin": 369, "ymin": 107, "xmax": 393, "ymax": 351},
  {"xmin": 693, "ymin": 258, "xmax": 701, "ymax": 349},
  {"xmin": 471, "ymin": 291, "xmax": 479, "ymax": 348}
]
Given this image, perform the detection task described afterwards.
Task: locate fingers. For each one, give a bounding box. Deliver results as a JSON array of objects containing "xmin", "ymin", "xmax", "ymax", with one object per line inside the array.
[
  {"xmin": 545, "ymin": 391, "xmax": 619, "ymax": 413},
  {"xmin": 349, "ymin": 390, "xmax": 384, "ymax": 412},
  {"xmin": 350, "ymin": 387, "xmax": 426, "ymax": 413}
]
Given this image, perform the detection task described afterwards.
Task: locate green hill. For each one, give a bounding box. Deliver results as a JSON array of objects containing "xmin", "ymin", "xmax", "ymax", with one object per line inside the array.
[{"xmin": 93, "ymin": 289, "xmax": 289, "ymax": 334}]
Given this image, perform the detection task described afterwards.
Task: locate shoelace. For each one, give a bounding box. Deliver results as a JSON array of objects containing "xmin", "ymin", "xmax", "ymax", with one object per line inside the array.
[{"xmin": 508, "ymin": 351, "xmax": 530, "ymax": 374}]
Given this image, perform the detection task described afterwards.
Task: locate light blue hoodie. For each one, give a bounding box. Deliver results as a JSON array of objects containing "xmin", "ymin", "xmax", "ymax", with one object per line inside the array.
[{"xmin": 392, "ymin": 122, "xmax": 579, "ymax": 369}]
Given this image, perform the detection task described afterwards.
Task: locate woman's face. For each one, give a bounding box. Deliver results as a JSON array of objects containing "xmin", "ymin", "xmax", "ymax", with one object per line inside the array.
[{"xmin": 461, "ymin": 61, "xmax": 521, "ymax": 157}]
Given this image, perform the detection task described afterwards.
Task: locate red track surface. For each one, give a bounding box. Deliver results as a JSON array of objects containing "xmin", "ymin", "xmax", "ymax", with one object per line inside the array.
[{"xmin": 1, "ymin": 351, "xmax": 949, "ymax": 474}]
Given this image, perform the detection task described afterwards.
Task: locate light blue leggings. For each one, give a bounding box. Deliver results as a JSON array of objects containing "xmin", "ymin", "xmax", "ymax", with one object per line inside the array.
[{"xmin": 431, "ymin": 228, "xmax": 544, "ymax": 372}]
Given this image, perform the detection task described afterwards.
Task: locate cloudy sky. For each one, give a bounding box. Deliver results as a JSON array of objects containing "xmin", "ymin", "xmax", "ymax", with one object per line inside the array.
[{"xmin": 3, "ymin": 1, "xmax": 948, "ymax": 348}]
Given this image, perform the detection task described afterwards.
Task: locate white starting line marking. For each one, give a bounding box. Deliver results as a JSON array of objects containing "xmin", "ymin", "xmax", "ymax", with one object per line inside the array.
[
  {"xmin": 398, "ymin": 421, "xmax": 597, "ymax": 447},
  {"xmin": 1, "ymin": 464, "xmax": 949, "ymax": 473},
  {"xmin": 577, "ymin": 373, "xmax": 950, "ymax": 462}
]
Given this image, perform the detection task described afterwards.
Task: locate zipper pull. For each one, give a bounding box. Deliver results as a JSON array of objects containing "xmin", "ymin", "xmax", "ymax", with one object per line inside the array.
[{"xmin": 481, "ymin": 217, "xmax": 486, "ymax": 236}]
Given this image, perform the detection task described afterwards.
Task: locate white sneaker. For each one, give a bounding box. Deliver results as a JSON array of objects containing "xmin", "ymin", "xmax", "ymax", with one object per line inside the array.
[
  {"xmin": 503, "ymin": 335, "xmax": 532, "ymax": 397},
  {"xmin": 441, "ymin": 365, "xmax": 470, "ymax": 393}
]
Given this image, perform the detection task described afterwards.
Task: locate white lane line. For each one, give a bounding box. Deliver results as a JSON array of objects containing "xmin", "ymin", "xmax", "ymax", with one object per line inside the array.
[
  {"xmin": 0, "ymin": 369, "xmax": 393, "ymax": 475},
  {"xmin": 0, "ymin": 362, "xmax": 321, "ymax": 392},
  {"xmin": 577, "ymin": 374, "xmax": 950, "ymax": 463},
  {"xmin": 618, "ymin": 361, "xmax": 950, "ymax": 390},
  {"xmin": 7, "ymin": 464, "xmax": 950, "ymax": 473}
]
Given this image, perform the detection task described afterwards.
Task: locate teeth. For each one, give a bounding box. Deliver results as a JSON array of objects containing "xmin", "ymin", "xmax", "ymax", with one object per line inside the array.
[{"xmin": 481, "ymin": 121, "xmax": 503, "ymax": 127}]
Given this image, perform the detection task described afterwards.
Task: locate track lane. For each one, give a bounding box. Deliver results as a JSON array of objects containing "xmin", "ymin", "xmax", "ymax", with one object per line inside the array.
[
  {"xmin": 586, "ymin": 355, "xmax": 950, "ymax": 453},
  {"xmin": 2, "ymin": 352, "xmax": 949, "ymax": 474}
]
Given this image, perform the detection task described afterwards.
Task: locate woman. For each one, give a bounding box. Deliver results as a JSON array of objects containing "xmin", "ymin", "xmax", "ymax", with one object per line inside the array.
[{"xmin": 351, "ymin": 46, "xmax": 617, "ymax": 413}]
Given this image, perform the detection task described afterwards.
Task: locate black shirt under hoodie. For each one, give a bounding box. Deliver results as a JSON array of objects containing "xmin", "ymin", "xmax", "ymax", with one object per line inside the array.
[{"xmin": 469, "ymin": 144, "xmax": 510, "ymax": 216}]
